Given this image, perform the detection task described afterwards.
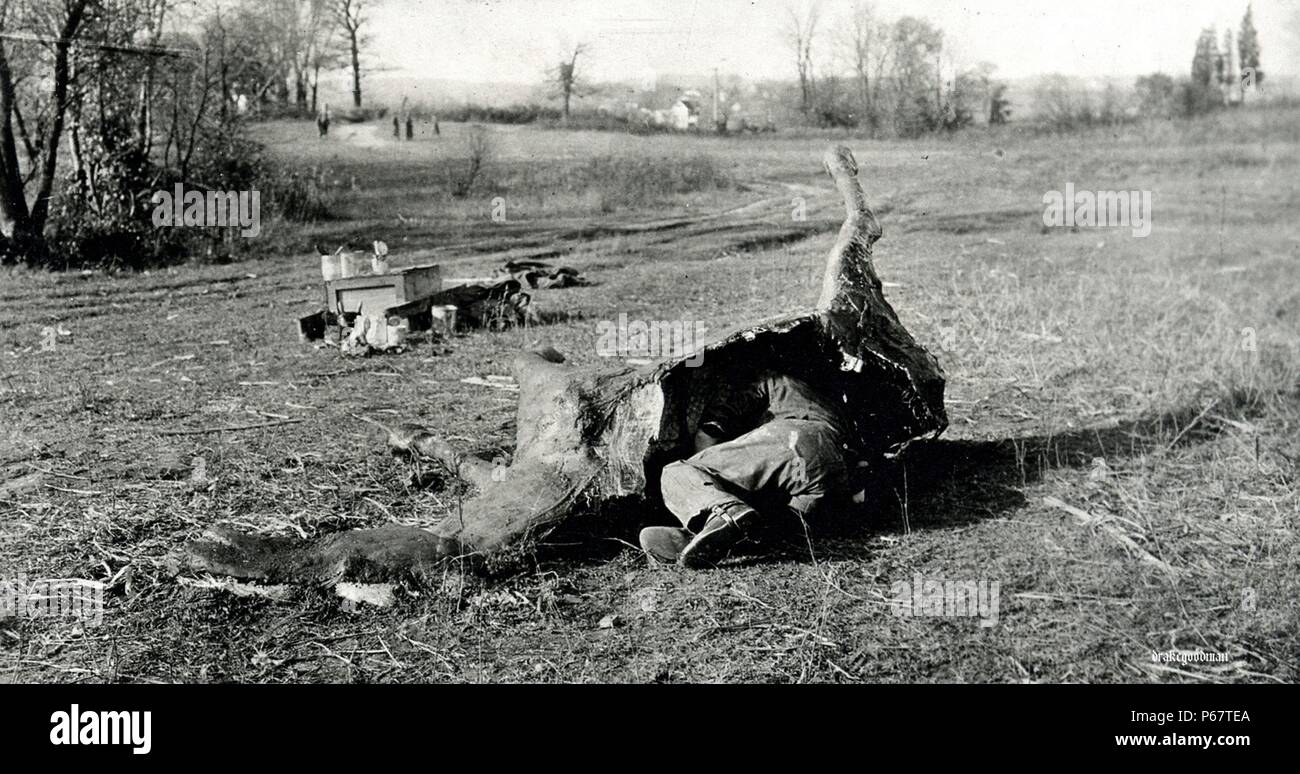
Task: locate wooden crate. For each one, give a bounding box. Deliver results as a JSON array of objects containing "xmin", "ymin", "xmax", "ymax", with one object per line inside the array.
[{"xmin": 323, "ymin": 264, "xmax": 442, "ymax": 317}]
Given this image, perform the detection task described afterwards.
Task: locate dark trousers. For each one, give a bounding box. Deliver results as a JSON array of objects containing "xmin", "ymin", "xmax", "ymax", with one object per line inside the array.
[{"xmin": 660, "ymin": 419, "xmax": 848, "ymax": 529}]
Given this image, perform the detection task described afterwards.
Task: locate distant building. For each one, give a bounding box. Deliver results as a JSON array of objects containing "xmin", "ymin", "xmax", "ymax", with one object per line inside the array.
[
  {"xmin": 669, "ymin": 100, "xmax": 692, "ymax": 129},
  {"xmin": 610, "ymin": 87, "xmax": 716, "ymax": 131},
  {"xmin": 638, "ymin": 90, "xmax": 702, "ymax": 130}
]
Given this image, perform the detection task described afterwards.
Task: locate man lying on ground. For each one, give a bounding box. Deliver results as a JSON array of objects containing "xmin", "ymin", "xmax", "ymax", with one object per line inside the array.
[{"xmin": 640, "ymin": 369, "xmax": 855, "ymax": 568}]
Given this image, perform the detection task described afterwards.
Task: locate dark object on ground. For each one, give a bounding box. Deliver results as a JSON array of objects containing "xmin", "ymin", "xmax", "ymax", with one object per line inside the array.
[
  {"xmin": 298, "ymin": 310, "xmax": 328, "ymax": 341},
  {"xmin": 386, "ymin": 277, "xmax": 531, "ymax": 331},
  {"xmin": 176, "ymin": 145, "xmax": 946, "ymax": 584},
  {"xmin": 499, "ymin": 259, "xmax": 590, "ymax": 289}
]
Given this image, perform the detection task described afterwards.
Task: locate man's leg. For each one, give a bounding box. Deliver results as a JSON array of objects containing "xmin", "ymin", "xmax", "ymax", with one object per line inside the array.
[
  {"xmin": 645, "ymin": 419, "xmax": 847, "ymax": 567},
  {"xmin": 649, "ymin": 433, "xmax": 785, "ymax": 566},
  {"xmin": 640, "ymin": 460, "xmax": 757, "ymax": 564},
  {"xmin": 660, "ymin": 461, "xmax": 749, "ymax": 529},
  {"xmin": 780, "ymin": 419, "xmax": 849, "ymax": 527},
  {"xmin": 677, "ymin": 420, "xmax": 848, "ymax": 567}
]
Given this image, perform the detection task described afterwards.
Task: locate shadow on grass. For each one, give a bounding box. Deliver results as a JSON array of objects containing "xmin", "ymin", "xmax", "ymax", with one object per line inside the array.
[
  {"xmin": 882, "ymin": 388, "xmax": 1269, "ymax": 532},
  {"xmin": 537, "ymin": 388, "xmax": 1274, "ymax": 570}
]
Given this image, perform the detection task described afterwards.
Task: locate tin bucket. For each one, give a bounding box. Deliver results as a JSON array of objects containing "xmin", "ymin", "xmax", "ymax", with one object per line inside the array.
[{"xmin": 431, "ymin": 304, "xmax": 458, "ymax": 336}]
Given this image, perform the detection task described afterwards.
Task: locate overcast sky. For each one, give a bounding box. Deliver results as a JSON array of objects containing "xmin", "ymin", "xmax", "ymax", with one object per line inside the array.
[{"xmin": 360, "ymin": 0, "xmax": 1299, "ymax": 84}]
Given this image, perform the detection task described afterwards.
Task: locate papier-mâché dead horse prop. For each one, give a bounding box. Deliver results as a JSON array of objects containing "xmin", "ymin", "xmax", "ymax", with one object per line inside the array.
[{"xmin": 175, "ymin": 146, "xmax": 947, "ymax": 584}]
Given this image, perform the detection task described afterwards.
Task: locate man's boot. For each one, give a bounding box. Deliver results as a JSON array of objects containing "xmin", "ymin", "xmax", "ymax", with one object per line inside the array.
[{"xmin": 679, "ymin": 502, "xmax": 758, "ymax": 569}]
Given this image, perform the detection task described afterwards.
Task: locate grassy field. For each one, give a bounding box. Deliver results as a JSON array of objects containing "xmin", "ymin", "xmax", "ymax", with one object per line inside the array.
[{"xmin": 1, "ymin": 110, "xmax": 1297, "ymax": 683}]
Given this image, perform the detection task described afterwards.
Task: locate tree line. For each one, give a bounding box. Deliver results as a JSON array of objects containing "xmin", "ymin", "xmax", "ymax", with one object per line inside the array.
[
  {"xmin": 782, "ymin": 1, "xmax": 1010, "ymax": 136},
  {"xmin": 0, "ymin": 0, "xmax": 366, "ymax": 267},
  {"xmin": 1037, "ymin": 3, "xmax": 1267, "ymax": 131}
]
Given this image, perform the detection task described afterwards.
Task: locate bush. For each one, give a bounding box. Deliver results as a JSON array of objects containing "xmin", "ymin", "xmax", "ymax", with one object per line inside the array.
[
  {"xmin": 334, "ymin": 106, "xmax": 389, "ymax": 123},
  {"xmin": 1177, "ymin": 80, "xmax": 1226, "ymax": 118},
  {"xmin": 543, "ymin": 111, "xmax": 670, "ymax": 135},
  {"xmin": 262, "ymin": 168, "xmax": 331, "ymax": 223},
  {"xmin": 440, "ymin": 103, "xmax": 560, "ymax": 124},
  {"xmin": 1135, "ymin": 73, "xmax": 1178, "ymax": 119},
  {"xmin": 1032, "ymin": 75, "xmax": 1138, "ymax": 131},
  {"xmin": 815, "ymin": 105, "xmax": 859, "ymax": 130},
  {"xmin": 448, "ymin": 125, "xmax": 493, "ymax": 198},
  {"xmin": 437, "ymin": 103, "xmax": 688, "ymax": 135},
  {"xmin": 42, "ymin": 127, "xmax": 329, "ymax": 270},
  {"xmin": 503, "ymin": 152, "xmax": 733, "ymax": 211}
]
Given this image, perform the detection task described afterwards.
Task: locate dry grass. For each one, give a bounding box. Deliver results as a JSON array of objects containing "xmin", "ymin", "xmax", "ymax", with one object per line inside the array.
[{"xmin": 0, "ymin": 109, "xmax": 1297, "ymax": 683}]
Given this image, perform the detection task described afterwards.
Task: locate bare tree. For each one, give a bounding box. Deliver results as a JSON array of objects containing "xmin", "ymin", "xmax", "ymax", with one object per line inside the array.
[
  {"xmin": 885, "ymin": 16, "xmax": 943, "ymax": 135},
  {"xmin": 305, "ymin": 1, "xmax": 341, "ymax": 114},
  {"xmin": 273, "ymin": 0, "xmax": 334, "ymax": 113},
  {"xmin": 0, "ymin": 0, "xmax": 93, "ymax": 246},
  {"xmin": 334, "ymin": 0, "xmax": 366, "ymax": 108},
  {"xmin": 198, "ymin": 4, "xmax": 261, "ymax": 115},
  {"xmin": 451, "ymin": 124, "xmax": 491, "ymax": 197},
  {"xmin": 842, "ymin": 1, "xmax": 882, "ymax": 128},
  {"xmin": 68, "ymin": 0, "xmax": 173, "ymax": 207},
  {"xmin": 783, "ymin": 1, "xmax": 821, "ymax": 118},
  {"xmin": 555, "ymin": 42, "xmax": 589, "ymax": 119},
  {"xmin": 1034, "ymin": 73, "xmax": 1093, "ymax": 130}
]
